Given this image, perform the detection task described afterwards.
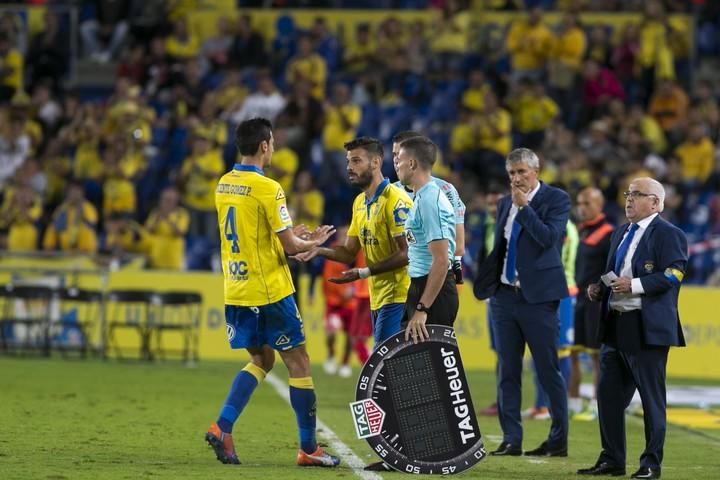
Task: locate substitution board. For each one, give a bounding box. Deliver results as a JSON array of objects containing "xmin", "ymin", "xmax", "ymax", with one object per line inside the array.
[{"xmin": 350, "ymin": 325, "xmax": 486, "ymax": 474}]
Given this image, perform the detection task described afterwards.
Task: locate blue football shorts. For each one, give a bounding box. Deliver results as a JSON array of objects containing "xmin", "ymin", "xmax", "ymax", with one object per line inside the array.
[
  {"xmin": 557, "ymin": 294, "xmax": 576, "ymax": 349},
  {"xmin": 225, "ymin": 294, "xmax": 305, "ymax": 351},
  {"xmin": 371, "ymin": 302, "xmax": 405, "ymax": 348}
]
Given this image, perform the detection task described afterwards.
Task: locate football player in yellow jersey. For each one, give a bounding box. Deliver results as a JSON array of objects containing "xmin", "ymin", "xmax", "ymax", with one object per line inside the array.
[
  {"xmin": 206, "ymin": 118, "xmax": 339, "ymax": 469},
  {"xmin": 293, "ymin": 137, "xmax": 412, "ymax": 347}
]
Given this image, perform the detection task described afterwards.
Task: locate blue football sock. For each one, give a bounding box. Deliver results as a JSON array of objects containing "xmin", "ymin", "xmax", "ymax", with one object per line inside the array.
[
  {"xmin": 289, "ymin": 377, "xmax": 317, "ymax": 454},
  {"xmin": 217, "ymin": 363, "xmax": 266, "ymax": 434}
]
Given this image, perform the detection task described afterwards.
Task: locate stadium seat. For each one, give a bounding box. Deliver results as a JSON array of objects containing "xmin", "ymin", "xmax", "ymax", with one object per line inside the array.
[
  {"xmin": 147, "ymin": 292, "xmax": 202, "ymax": 363},
  {"xmin": 55, "ymin": 288, "xmax": 103, "ymax": 358},
  {"xmin": 0, "ymin": 285, "xmax": 55, "ymax": 356},
  {"xmin": 106, "ymin": 289, "xmax": 154, "ymax": 361}
]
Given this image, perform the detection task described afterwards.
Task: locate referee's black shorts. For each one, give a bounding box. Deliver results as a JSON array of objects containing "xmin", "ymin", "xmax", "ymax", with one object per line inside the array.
[{"xmin": 403, "ymin": 271, "xmax": 459, "ymax": 328}]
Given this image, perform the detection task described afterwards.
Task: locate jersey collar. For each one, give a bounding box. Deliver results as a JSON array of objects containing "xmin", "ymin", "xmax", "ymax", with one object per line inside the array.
[
  {"xmin": 364, "ymin": 178, "xmax": 390, "ymax": 206},
  {"xmin": 233, "ymin": 163, "xmax": 265, "ymax": 176}
]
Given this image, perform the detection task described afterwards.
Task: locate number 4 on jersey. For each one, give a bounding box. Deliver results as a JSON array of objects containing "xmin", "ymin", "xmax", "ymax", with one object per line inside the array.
[{"xmin": 224, "ymin": 206, "xmax": 240, "ymax": 253}]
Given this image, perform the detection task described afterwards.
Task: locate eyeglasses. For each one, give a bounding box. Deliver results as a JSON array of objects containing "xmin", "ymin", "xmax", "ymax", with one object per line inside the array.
[{"xmin": 623, "ymin": 190, "xmax": 657, "ymax": 200}]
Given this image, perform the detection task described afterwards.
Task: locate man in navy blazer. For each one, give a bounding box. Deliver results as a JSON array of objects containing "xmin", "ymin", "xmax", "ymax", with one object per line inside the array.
[
  {"xmin": 578, "ymin": 177, "xmax": 687, "ymax": 480},
  {"xmin": 479, "ymin": 148, "xmax": 571, "ymax": 457}
]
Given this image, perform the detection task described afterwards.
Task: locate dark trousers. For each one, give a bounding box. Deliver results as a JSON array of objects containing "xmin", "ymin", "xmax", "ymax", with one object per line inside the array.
[
  {"xmin": 489, "ymin": 284, "xmax": 568, "ymax": 448},
  {"xmin": 403, "ymin": 271, "xmax": 458, "ymax": 327},
  {"xmin": 598, "ymin": 310, "xmax": 669, "ymax": 469}
]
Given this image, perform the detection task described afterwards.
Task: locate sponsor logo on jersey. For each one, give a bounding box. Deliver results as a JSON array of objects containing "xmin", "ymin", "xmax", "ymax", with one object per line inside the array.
[
  {"xmin": 275, "ymin": 334, "xmax": 290, "ymax": 346},
  {"xmin": 360, "ymin": 227, "xmax": 379, "ymax": 246},
  {"xmin": 276, "ymin": 189, "xmax": 285, "ymax": 200},
  {"xmin": 228, "ymin": 261, "xmax": 249, "ymax": 280},
  {"xmin": 279, "ymin": 204, "xmax": 291, "ymax": 223}
]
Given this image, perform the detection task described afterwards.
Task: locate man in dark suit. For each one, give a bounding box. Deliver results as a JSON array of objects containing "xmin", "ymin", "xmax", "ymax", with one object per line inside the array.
[
  {"xmin": 476, "ymin": 148, "xmax": 571, "ymax": 457},
  {"xmin": 578, "ymin": 177, "xmax": 687, "ymax": 480}
]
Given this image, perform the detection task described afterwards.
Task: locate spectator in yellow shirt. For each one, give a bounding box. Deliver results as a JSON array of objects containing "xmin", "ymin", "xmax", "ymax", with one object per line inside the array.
[
  {"xmin": 461, "ymin": 69, "xmax": 492, "ymax": 113},
  {"xmin": 452, "ymin": 92, "xmax": 512, "ymax": 189},
  {"xmin": 505, "ymin": 7, "xmax": 553, "ymax": 81},
  {"xmin": 290, "ymin": 171, "xmax": 325, "ymax": 232},
  {"xmin": 69, "ymin": 118, "xmax": 103, "ymax": 183},
  {"xmin": 343, "ymin": 23, "xmax": 376, "ymax": 75},
  {"xmin": 639, "ymin": 1, "xmax": 676, "ymax": 105},
  {"xmin": 102, "ymin": 143, "xmax": 137, "ymax": 218},
  {"xmin": 289, "ymin": 170, "xmax": 325, "ymax": 298},
  {"xmin": 286, "ymin": 35, "xmax": 327, "ymax": 101},
  {"xmin": 100, "ymin": 213, "xmax": 147, "ymax": 265},
  {"xmin": 144, "ymin": 187, "xmax": 189, "ymax": 270},
  {"xmin": 626, "ymin": 104, "xmax": 668, "ymax": 154},
  {"xmin": 548, "ymin": 12, "xmax": 586, "ymax": 125},
  {"xmin": 321, "ymin": 83, "xmax": 361, "ymax": 186},
  {"xmin": 43, "ymin": 182, "xmax": 99, "ymax": 254},
  {"xmin": 648, "ymin": 78, "xmax": 688, "ymax": 140},
  {"xmin": 188, "ymin": 96, "xmax": 228, "ymax": 150},
  {"xmin": 0, "ymin": 31, "xmax": 23, "ymax": 101},
  {"xmin": 0, "ymin": 184, "xmax": 41, "ymax": 251},
  {"xmin": 266, "ymin": 127, "xmax": 299, "ymax": 194},
  {"xmin": 165, "ymin": 17, "xmax": 200, "ymax": 62},
  {"xmin": 180, "ymin": 129, "xmax": 223, "ymax": 244},
  {"xmin": 41, "ymin": 139, "xmax": 72, "ymax": 207},
  {"xmin": 674, "ymin": 122, "xmax": 715, "ymax": 185},
  {"xmin": 507, "ymin": 79, "xmax": 559, "ymax": 149}
]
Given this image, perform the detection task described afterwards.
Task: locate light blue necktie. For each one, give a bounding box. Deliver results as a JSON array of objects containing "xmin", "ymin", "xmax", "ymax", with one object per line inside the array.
[
  {"xmin": 505, "ymin": 220, "xmax": 521, "ymax": 282},
  {"xmin": 614, "ymin": 223, "xmax": 639, "ymax": 274}
]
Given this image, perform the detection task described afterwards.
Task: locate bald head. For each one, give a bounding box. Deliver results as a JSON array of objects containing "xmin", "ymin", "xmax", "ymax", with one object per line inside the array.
[{"xmin": 576, "ymin": 187, "xmax": 604, "ymax": 222}]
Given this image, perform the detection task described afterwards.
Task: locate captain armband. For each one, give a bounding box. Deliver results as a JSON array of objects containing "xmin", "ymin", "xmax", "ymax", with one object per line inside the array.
[{"xmin": 664, "ymin": 268, "xmax": 684, "ymax": 285}]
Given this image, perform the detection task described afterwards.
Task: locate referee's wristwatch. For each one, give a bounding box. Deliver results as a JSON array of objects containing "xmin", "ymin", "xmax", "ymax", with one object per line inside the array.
[{"xmin": 416, "ymin": 302, "xmax": 430, "ymax": 313}]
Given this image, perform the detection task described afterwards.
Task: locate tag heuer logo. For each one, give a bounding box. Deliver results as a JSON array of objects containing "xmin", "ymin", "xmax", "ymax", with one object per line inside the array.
[
  {"xmin": 349, "ymin": 399, "xmax": 385, "ymax": 439},
  {"xmin": 275, "ymin": 334, "xmax": 290, "ymax": 346}
]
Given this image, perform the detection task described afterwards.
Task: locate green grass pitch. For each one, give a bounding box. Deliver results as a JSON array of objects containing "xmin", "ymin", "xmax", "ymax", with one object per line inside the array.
[{"xmin": 1, "ymin": 357, "xmax": 719, "ymax": 479}]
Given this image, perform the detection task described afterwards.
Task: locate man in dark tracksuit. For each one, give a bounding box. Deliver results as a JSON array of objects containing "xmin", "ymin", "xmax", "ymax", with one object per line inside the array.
[{"xmin": 568, "ymin": 188, "xmax": 614, "ymax": 418}]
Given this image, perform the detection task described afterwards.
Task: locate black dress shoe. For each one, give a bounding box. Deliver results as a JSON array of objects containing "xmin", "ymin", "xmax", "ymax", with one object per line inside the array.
[
  {"xmin": 630, "ymin": 467, "xmax": 661, "ymax": 479},
  {"xmin": 490, "ymin": 441, "xmax": 522, "ymax": 456},
  {"xmin": 577, "ymin": 461, "xmax": 626, "ymax": 476},
  {"xmin": 524, "ymin": 440, "xmax": 568, "ymax": 457}
]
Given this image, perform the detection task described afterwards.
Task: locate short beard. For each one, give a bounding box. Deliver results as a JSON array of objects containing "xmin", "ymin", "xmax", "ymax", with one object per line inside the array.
[{"xmin": 350, "ymin": 170, "xmax": 373, "ymax": 190}]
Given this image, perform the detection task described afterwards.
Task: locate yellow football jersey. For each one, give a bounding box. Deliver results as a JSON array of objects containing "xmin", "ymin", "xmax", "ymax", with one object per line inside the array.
[
  {"xmin": 216, "ymin": 164, "xmax": 295, "ymax": 306},
  {"xmin": 348, "ymin": 180, "xmax": 412, "ymax": 311}
]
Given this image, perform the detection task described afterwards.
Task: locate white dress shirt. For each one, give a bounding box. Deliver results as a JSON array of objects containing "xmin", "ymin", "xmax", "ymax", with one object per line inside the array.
[
  {"xmin": 609, "ymin": 212, "xmax": 658, "ymax": 312},
  {"xmin": 501, "ymin": 181, "xmax": 541, "ymax": 286}
]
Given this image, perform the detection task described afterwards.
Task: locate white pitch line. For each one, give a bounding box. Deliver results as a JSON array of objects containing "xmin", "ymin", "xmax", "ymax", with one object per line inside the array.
[{"xmin": 265, "ymin": 372, "xmax": 383, "ymax": 480}]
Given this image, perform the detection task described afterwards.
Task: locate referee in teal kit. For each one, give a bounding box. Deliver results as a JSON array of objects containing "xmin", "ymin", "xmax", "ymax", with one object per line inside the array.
[{"xmin": 393, "ymin": 136, "xmax": 458, "ymax": 343}]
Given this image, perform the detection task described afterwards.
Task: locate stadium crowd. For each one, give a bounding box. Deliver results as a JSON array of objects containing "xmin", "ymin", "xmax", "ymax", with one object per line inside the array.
[{"xmin": 1, "ymin": 0, "xmax": 720, "ymax": 283}]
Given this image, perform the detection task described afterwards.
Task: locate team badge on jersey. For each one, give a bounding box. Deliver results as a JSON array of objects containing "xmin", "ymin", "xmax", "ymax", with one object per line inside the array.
[
  {"xmin": 644, "ymin": 260, "xmax": 655, "ymax": 273},
  {"xmin": 393, "ymin": 200, "xmax": 410, "ymax": 227},
  {"xmin": 226, "ymin": 323, "xmax": 236, "ymax": 341}
]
